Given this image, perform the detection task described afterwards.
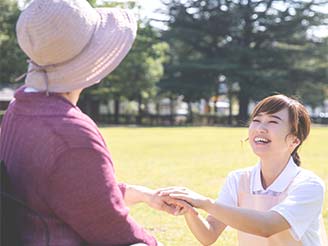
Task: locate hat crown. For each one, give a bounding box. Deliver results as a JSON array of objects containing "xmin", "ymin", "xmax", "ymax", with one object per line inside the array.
[{"xmin": 16, "ymin": 0, "xmax": 98, "ymax": 65}]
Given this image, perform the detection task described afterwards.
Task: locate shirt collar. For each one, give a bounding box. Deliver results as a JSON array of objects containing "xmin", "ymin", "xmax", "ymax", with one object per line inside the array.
[
  {"xmin": 24, "ymin": 87, "xmax": 39, "ymax": 93},
  {"xmin": 252, "ymin": 157, "xmax": 300, "ymax": 193}
]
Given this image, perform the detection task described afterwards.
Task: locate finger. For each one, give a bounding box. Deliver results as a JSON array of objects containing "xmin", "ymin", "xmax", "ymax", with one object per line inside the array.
[
  {"xmin": 159, "ymin": 190, "xmax": 188, "ymax": 197},
  {"xmin": 156, "ymin": 187, "xmax": 184, "ymax": 193},
  {"xmin": 174, "ymin": 206, "xmax": 185, "ymax": 216},
  {"xmin": 161, "ymin": 195, "xmax": 181, "ymax": 205},
  {"xmin": 175, "ymin": 204, "xmax": 188, "ymax": 215},
  {"xmin": 173, "ymin": 201, "xmax": 198, "ymax": 216},
  {"xmin": 162, "ymin": 196, "xmax": 192, "ymax": 213},
  {"xmin": 169, "ymin": 193, "xmax": 192, "ymax": 202},
  {"xmin": 156, "ymin": 187, "xmax": 189, "ymax": 196},
  {"xmin": 173, "ymin": 202, "xmax": 190, "ymax": 216},
  {"xmin": 155, "ymin": 188, "xmax": 173, "ymax": 195},
  {"xmin": 161, "ymin": 198, "xmax": 186, "ymax": 216},
  {"xmin": 160, "ymin": 202, "xmax": 178, "ymax": 215},
  {"xmin": 174, "ymin": 199, "xmax": 198, "ymax": 216},
  {"xmin": 172, "ymin": 198, "xmax": 190, "ymax": 207}
]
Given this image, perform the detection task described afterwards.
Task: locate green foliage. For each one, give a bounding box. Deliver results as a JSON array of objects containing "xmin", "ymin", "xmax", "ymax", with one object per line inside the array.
[
  {"xmin": 101, "ymin": 126, "xmax": 328, "ymax": 246},
  {"xmin": 107, "ymin": 24, "xmax": 168, "ymax": 101},
  {"xmin": 88, "ymin": 22, "xmax": 169, "ymax": 105},
  {"xmin": 99, "ymin": 1, "xmax": 136, "ymax": 9},
  {"xmin": 86, "ymin": 0, "xmax": 97, "ymax": 7},
  {"xmin": 295, "ymin": 37, "xmax": 328, "ymax": 109},
  {"xmin": 0, "ymin": 0, "xmax": 26, "ymax": 84},
  {"xmin": 297, "ymin": 82, "xmax": 326, "ymax": 110},
  {"xmin": 161, "ymin": 0, "xmax": 328, "ymax": 121}
]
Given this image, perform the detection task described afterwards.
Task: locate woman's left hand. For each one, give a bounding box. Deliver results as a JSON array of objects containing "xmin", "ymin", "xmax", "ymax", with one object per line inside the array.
[
  {"xmin": 147, "ymin": 188, "xmax": 198, "ymax": 216},
  {"xmin": 157, "ymin": 187, "xmax": 212, "ymax": 209}
]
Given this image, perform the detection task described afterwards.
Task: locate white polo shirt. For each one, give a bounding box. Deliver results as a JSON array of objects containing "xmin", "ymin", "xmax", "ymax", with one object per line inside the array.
[{"xmin": 216, "ymin": 157, "xmax": 325, "ymax": 246}]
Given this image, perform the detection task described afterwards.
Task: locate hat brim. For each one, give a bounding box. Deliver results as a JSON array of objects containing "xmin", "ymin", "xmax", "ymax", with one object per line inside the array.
[{"xmin": 25, "ymin": 8, "xmax": 137, "ymax": 93}]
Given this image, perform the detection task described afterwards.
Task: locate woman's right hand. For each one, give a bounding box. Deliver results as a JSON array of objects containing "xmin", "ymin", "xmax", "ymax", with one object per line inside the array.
[
  {"xmin": 157, "ymin": 187, "xmax": 213, "ymax": 211},
  {"xmin": 153, "ymin": 188, "xmax": 198, "ymax": 216}
]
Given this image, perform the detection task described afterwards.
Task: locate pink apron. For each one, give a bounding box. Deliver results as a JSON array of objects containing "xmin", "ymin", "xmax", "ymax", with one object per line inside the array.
[{"xmin": 237, "ymin": 172, "xmax": 327, "ymax": 246}]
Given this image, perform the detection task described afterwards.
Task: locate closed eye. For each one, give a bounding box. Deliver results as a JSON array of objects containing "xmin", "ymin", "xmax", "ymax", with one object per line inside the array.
[
  {"xmin": 269, "ymin": 121, "xmax": 278, "ymax": 124},
  {"xmin": 252, "ymin": 119, "xmax": 260, "ymax": 122}
]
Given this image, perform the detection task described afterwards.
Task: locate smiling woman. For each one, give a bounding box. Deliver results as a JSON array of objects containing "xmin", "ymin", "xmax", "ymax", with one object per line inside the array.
[{"xmin": 160, "ymin": 94, "xmax": 327, "ymax": 246}]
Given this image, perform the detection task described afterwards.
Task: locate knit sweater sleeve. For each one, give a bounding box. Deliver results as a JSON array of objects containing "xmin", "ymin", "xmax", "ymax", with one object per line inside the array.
[
  {"xmin": 45, "ymin": 147, "xmax": 157, "ymax": 246},
  {"xmin": 118, "ymin": 182, "xmax": 127, "ymax": 197}
]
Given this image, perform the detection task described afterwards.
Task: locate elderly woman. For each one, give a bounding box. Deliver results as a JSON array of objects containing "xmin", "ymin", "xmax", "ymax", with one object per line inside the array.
[{"xmin": 0, "ymin": 0, "xmax": 183, "ymax": 245}]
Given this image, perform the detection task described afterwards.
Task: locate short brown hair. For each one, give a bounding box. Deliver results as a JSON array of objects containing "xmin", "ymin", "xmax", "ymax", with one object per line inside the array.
[{"xmin": 250, "ymin": 94, "xmax": 311, "ymax": 166}]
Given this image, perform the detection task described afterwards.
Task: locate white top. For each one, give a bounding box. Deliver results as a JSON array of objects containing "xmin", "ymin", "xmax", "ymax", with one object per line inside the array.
[
  {"xmin": 216, "ymin": 157, "xmax": 325, "ymax": 246},
  {"xmin": 24, "ymin": 87, "xmax": 39, "ymax": 93}
]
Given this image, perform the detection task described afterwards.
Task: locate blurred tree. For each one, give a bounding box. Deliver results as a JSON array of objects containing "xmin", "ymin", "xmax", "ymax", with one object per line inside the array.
[
  {"xmin": 296, "ymin": 37, "xmax": 328, "ymax": 111},
  {"xmin": 161, "ymin": 0, "xmax": 328, "ymax": 123},
  {"xmin": 79, "ymin": 1, "xmax": 169, "ymax": 124},
  {"xmin": 86, "ymin": 0, "xmax": 97, "ymax": 7},
  {"xmin": 159, "ymin": 59, "xmax": 215, "ymax": 123},
  {"xmin": 83, "ymin": 23, "xmax": 168, "ymax": 123},
  {"xmin": 297, "ymin": 82, "xmax": 326, "ymax": 111},
  {"xmin": 0, "ymin": 0, "xmax": 26, "ymax": 84}
]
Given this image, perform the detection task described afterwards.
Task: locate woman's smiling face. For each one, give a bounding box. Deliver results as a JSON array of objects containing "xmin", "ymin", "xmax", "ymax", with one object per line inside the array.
[{"xmin": 248, "ymin": 107, "xmax": 299, "ymax": 159}]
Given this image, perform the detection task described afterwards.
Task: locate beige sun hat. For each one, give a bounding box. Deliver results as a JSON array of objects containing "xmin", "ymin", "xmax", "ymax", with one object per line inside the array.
[{"xmin": 16, "ymin": 0, "xmax": 137, "ymax": 93}]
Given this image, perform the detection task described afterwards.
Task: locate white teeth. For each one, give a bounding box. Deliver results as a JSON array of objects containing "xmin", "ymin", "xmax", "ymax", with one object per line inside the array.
[{"xmin": 254, "ymin": 137, "xmax": 270, "ymax": 143}]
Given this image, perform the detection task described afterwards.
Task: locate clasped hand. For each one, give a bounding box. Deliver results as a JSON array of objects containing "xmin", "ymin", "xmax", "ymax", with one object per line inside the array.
[{"xmin": 153, "ymin": 187, "xmax": 211, "ymax": 216}]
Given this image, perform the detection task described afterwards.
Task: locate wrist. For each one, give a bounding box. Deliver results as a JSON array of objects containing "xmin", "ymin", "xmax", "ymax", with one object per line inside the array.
[
  {"xmin": 184, "ymin": 208, "xmax": 198, "ymax": 218},
  {"xmin": 140, "ymin": 187, "xmax": 155, "ymax": 205},
  {"xmin": 202, "ymin": 198, "xmax": 215, "ymax": 211},
  {"xmin": 125, "ymin": 184, "xmax": 154, "ymax": 206}
]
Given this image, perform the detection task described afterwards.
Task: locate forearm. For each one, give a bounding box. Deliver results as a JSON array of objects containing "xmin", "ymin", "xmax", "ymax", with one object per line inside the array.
[
  {"xmin": 184, "ymin": 213, "xmax": 220, "ymax": 246},
  {"xmin": 124, "ymin": 184, "xmax": 154, "ymax": 207},
  {"xmin": 125, "ymin": 186, "xmax": 181, "ymax": 215},
  {"xmin": 203, "ymin": 200, "xmax": 288, "ymax": 237}
]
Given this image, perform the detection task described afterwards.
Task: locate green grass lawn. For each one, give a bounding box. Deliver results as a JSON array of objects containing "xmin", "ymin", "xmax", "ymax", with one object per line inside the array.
[{"xmin": 99, "ymin": 126, "xmax": 328, "ymax": 246}]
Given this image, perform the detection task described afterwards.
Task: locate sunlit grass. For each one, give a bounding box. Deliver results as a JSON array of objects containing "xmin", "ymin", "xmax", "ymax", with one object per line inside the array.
[{"xmin": 99, "ymin": 126, "xmax": 328, "ymax": 246}]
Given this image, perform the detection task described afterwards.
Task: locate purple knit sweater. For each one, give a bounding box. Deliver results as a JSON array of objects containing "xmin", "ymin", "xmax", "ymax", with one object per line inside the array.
[{"xmin": 0, "ymin": 87, "xmax": 157, "ymax": 246}]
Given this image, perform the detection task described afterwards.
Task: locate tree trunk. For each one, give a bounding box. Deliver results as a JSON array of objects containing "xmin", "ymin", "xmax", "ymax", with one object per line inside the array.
[
  {"xmin": 137, "ymin": 95, "xmax": 142, "ymax": 125},
  {"xmin": 79, "ymin": 95, "xmax": 100, "ymax": 122},
  {"xmin": 78, "ymin": 97, "xmax": 89, "ymax": 115},
  {"xmin": 214, "ymin": 96, "xmax": 218, "ymax": 113},
  {"xmin": 114, "ymin": 97, "xmax": 120, "ymax": 125},
  {"xmin": 187, "ymin": 102, "xmax": 193, "ymax": 124},
  {"xmin": 237, "ymin": 92, "xmax": 250, "ymax": 125},
  {"xmin": 156, "ymin": 101, "xmax": 160, "ymax": 115},
  {"xmin": 155, "ymin": 101, "xmax": 160, "ymax": 125},
  {"xmin": 169, "ymin": 96, "xmax": 174, "ymax": 126},
  {"xmin": 228, "ymin": 92, "xmax": 233, "ymax": 126},
  {"xmin": 91, "ymin": 100, "xmax": 100, "ymax": 122}
]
